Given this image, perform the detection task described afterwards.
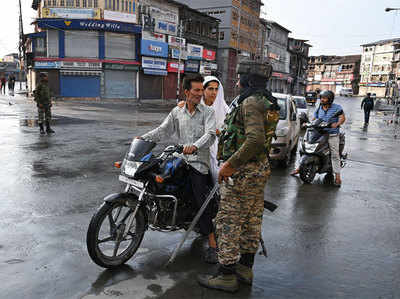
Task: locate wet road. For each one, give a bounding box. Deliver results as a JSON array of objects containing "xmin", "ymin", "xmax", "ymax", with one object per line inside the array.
[{"xmin": 0, "ymin": 95, "xmax": 399, "ymax": 299}]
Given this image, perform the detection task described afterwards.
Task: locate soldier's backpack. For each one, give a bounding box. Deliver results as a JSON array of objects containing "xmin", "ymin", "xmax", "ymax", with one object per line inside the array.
[{"xmin": 218, "ymin": 92, "xmax": 280, "ymax": 162}]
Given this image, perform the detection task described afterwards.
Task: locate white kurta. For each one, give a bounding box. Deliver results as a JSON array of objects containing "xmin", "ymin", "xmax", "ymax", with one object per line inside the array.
[{"xmin": 202, "ymin": 76, "xmax": 230, "ymax": 182}]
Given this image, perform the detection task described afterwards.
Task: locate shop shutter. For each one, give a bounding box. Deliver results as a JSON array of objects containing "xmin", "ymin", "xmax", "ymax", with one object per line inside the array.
[
  {"xmin": 60, "ymin": 75, "xmax": 100, "ymax": 97},
  {"xmin": 47, "ymin": 30, "xmax": 59, "ymax": 57},
  {"xmin": 65, "ymin": 31, "xmax": 98, "ymax": 58},
  {"xmin": 139, "ymin": 74, "xmax": 163, "ymax": 99},
  {"xmin": 104, "ymin": 70, "xmax": 136, "ymax": 98},
  {"xmin": 105, "ymin": 33, "xmax": 135, "ymax": 60}
]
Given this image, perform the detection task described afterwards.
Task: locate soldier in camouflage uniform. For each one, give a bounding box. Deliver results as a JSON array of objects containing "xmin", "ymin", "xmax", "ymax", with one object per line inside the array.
[
  {"xmin": 197, "ymin": 61, "xmax": 280, "ymax": 293},
  {"xmin": 34, "ymin": 73, "xmax": 55, "ymax": 135}
]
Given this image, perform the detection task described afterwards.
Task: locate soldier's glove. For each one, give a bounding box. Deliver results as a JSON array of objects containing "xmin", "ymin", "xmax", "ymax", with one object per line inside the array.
[{"xmin": 218, "ymin": 162, "xmax": 236, "ymax": 184}]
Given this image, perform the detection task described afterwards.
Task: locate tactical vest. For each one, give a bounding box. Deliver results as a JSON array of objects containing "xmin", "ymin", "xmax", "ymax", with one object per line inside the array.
[{"xmin": 217, "ymin": 93, "xmax": 280, "ymax": 162}]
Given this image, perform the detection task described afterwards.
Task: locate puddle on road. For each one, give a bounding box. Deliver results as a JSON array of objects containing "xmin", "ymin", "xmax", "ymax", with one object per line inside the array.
[{"xmin": 19, "ymin": 116, "xmax": 96, "ymax": 127}]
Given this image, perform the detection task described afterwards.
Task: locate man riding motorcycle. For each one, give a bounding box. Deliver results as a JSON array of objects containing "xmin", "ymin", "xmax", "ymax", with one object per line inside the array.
[
  {"xmin": 291, "ymin": 90, "xmax": 346, "ymax": 186},
  {"xmin": 138, "ymin": 74, "xmax": 218, "ymax": 263}
]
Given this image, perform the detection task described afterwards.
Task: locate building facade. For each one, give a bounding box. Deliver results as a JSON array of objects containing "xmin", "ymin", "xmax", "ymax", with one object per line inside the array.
[
  {"xmin": 174, "ymin": 0, "xmax": 263, "ymax": 100},
  {"xmin": 306, "ymin": 55, "xmax": 361, "ymax": 95},
  {"xmin": 264, "ymin": 21, "xmax": 291, "ymax": 94},
  {"xmin": 28, "ymin": 0, "xmax": 140, "ymax": 99},
  {"xmin": 287, "ymin": 38, "xmax": 311, "ymax": 96},
  {"xmin": 359, "ymin": 38, "xmax": 400, "ymax": 97}
]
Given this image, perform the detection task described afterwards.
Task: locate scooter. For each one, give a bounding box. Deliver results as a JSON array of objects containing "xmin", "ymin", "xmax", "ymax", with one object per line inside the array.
[{"xmin": 298, "ymin": 110, "xmax": 346, "ymax": 184}]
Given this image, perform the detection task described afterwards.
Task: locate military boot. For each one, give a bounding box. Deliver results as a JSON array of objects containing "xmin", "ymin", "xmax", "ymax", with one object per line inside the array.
[
  {"xmin": 45, "ymin": 121, "xmax": 55, "ymax": 134},
  {"xmin": 237, "ymin": 253, "xmax": 255, "ymax": 285},
  {"xmin": 39, "ymin": 123, "xmax": 45, "ymax": 135},
  {"xmin": 197, "ymin": 264, "xmax": 238, "ymax": 293}
]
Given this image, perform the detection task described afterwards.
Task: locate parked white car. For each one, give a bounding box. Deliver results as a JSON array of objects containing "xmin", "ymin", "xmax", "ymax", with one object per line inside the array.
[
  {"xmin": 270, "ymin": 93, "xmax": 301, "ymax": 167},
  {"xmin": 339, "ymin": 88, "xmax": 353, "ymax": 97},
  {"xmin": 293, "ymin": 96, "xmax": 309, "ymax": 125}
]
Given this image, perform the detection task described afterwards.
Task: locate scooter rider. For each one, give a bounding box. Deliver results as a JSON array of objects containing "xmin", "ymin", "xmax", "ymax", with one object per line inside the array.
[{"xmin": 291, "ymin": 90, "xmax": 345, "ymax": 186}]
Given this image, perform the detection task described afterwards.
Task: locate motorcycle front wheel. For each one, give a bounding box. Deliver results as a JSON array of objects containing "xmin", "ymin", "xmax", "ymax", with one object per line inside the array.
[
  {"xmin": 86, "ymin": 201, "xmax": 146, "ymax": 268},
  {"xmin": 299, "ymin": 163, "xmax": 317, "ymax": 184}
]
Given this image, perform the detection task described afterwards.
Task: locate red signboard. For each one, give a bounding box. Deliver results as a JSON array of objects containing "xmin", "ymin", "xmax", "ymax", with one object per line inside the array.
[
  {"xmin": 167, "ymin": 61, "xmax": 184, "ymax": 73},
  {"xmin": 202, "ymin": 49, "xmax": 216, "ymax": 61}
]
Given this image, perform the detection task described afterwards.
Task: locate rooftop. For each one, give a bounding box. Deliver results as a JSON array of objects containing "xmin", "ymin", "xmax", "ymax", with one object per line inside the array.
[{"xmin": 361, "ymin": 38, "xmax": 400, "ymax": 47}]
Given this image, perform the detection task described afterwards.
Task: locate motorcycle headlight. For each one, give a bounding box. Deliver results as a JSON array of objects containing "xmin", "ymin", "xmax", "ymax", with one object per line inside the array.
[
  {"xmin": 122, "ymin": 161, "xmax": 142, "ymax": 177},
  {"xmin": 305, "ymin": 143, "xmax": 318, "ymax": 153},
  {"xmin": 276, "ymin": 127, "xmax": 289, "ymax": 137}
]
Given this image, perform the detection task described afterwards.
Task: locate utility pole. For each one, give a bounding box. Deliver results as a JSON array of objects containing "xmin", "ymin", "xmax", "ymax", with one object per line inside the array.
[
  {"xmin": 176, "ymin": 19, "xmax": 184, "ymax": 102},
  {"xmin": 18, "ymin": 0, "xmax": 26, "ymax": 90}
]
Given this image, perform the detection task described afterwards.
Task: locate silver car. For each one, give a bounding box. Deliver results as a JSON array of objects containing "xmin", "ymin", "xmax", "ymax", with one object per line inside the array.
[{"xmin": 270, "ymin": 93, "xmax": 301, "ymax": 167}]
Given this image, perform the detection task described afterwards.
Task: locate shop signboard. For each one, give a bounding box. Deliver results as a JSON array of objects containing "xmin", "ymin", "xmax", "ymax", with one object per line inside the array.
[
  {"xmin": 142, "ymin": 31, "xmax": 166, "ymax": 43},
  {"xmin": 104, "ymin": 63, "xmax": 139, "ymax": 71},
  {"xmin": 42, "ymin": 7, "xmax": 101, "ymax": 19},
  {"xmin": 37, "ymin": 19, "xmax": 142, "ymax": 34},
  {"xmin": 34, "ymin": 61, "xmax": 61, "ymax": 69},
  {"xmin": 141, "ymin": 39, "xmax": 168, "ymax": 58},
  {"xmin": 202, "ymin": 49, "xmax": 216, "ymax": 61},
  {"xmin": 142, "ymin": 57, "xmax": 167, "ymax": 70},
  {"xmin": 170, "ymin": 48, "xmax": 187, "ymax": 60},
  {"xmin": 149, "ymin": 6, "xmax": 178, "ymax": 24},
  {"xmin": 104, "ymin": 10, "xmax": 137, "ymax": 24},
  {"xmin": 187, "ymin": 44, "xmax": 203, "ymax": 60},
  {"xmin": 60, "ymin": 61, "xmax": 102, "ymax": 69},
  {"xmin": 184, "ymin": 60, "xmax": 200, "ymax": 73},
  {"xmin": 167, "ymin": 62, "xmax": 184, "ymax": 73},
  {"xmin": 154, "ymin": 19, "xmax": 177, "ymax": 36},
  {"xmin": 200, "ymin": 61, "xmax": 217, "ymax": 75},
  {"xmin": 168, "ymin": 36, "xmax": 186, "ymax": 48}
]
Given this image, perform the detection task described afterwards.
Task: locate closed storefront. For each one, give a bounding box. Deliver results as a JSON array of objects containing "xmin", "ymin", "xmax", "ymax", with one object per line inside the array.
[
  {"xmin": 60, "ymin": 71, "xmax": 101, "ymax": 98},
  {"xmin": 139, "ymin": 74, "xmax": 163, "ymax": 99},
  {"xmin": 103, "ymin": 63, "xmax": 138, "ymax": 99},
  {"xmin": 47, "ymin": 30, "xmax": 59, "ymax": 57},
  {"xmin": 105, "ymin": 33, "xmax": 136, "ymax": 60},
  {"xmin": 65, "ymin": 31, "xmax": 98, "ymax": 58}
]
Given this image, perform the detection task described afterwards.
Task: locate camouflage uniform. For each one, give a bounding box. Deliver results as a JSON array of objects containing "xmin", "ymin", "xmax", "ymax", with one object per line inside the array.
[
  {"xmin": 34, "ymin": 82, "xmax": 52, "ymax": 125},
  {"xmin": 216, "ymin": 94, "xmax": 278, "ymax": 265}
]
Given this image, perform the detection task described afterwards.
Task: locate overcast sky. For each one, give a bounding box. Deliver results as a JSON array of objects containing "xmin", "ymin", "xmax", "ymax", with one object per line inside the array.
[
  {"xmin": 1, "ymin": 0, "xmax": 400, "ymax": 58},
  {"xmin": 263, "ymin": 0, "xmax": 400, "ymax": 56}
]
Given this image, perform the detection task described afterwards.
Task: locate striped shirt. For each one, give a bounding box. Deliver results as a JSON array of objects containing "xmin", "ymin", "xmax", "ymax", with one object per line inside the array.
[{"xmin": 314, "ymin": 103, "xmax": 343, "ymax": 134}]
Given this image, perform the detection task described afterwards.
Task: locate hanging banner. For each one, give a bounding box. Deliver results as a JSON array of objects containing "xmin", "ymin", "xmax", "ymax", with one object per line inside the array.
[{"xmin": 187, "ymin": 44, "xmax": 203, "ymax": 60}]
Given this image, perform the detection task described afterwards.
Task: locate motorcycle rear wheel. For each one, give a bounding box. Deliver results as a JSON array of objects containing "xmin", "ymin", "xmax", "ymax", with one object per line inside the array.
[
  {"xmin": 300, "ymin": 163, "xmax": 317, "ymax": 184},
  {"xmin": 87, "ymin": 201, "xmax": 146, "ymax": 268}
]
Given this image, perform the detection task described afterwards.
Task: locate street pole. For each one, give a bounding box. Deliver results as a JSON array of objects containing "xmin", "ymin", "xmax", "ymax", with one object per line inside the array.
[
  {"xmin": 176, "ymin": 19, "xmax": 183, "ymax": 103},
  {"xmin": 18, "ymin": 0, "xmax": 24, "ymax": 90}
]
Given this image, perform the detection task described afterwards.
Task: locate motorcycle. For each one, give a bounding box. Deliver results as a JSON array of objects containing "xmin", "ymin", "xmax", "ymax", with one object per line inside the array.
[
  {"xmin": 298, "ymin": 110, "xmax": 347, "ymax": 184},
  {"xmin": 87, "ymin": 139, "xmax": 277, "ymax": 268}
]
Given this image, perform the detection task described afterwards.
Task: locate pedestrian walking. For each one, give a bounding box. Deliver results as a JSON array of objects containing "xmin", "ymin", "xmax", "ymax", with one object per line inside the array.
[
  {"xmin": 33, "ymin": 72, "xmax": 55, "ymax": 135},
  {"xmin": 1, "ymin": 76, "xmax": 6, "ymax": 94},
  {"xmin": 361, "ymin": 93, "xmax": 375, "ymax": 126},
  {"xmin": 8, "ymin": 74, "xmax": 16, "ymax": 96},
  {"xmin": 197, "ymin": 60, "xmax": 280, "ymax": 293}
]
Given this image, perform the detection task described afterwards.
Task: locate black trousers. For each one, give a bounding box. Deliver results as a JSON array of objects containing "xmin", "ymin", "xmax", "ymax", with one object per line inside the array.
[
  {"xmin": 188, "ymin": 169, "xmax": 214, "ymax": 236},
  {"xmin": 364, "ymin": 109, "xmax": 371, "ymax": 124}
]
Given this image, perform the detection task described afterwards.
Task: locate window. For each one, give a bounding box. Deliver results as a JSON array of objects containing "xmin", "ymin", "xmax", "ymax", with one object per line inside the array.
[
  {"xmin": 117, "ymin": 0, "xmax": 119, "ymax": 10},
  {"xmin": 220, "ymin": 31, "xmax": 225, "ymax": 40},
  {"xmin": 113, "ymin": 0, "xmax": 116, "ymax": 10},
  {"xmin": 121, "ymin": 0, "xmax": 124, "ymax": 11},
  {"xmin": 129, "ymin": 1, "xmax": 132, "ymax": 13},
  {"xmin": 52, "ymin": 0, "xmax": 57, "ymax": 6},
  {"xmin": 66, "ymin": 0, "xmax": 73, "ymax": 6},
  {"xmin": 60, "ymin": 0, "xmax": 65, "ymax": 6},
  {"xmin": 82, "ymin": 0, "xmax": 86, "ymax": 7},
  {"xmin": 93, "ymin": 0, "xmax": 98, "ymax": 7},
  {"xmin": 88, "ymin": 0, "xmax": 93, "ymax": 7},
  {"xmin": 75, "ymin": 0, "xmax": 80, "ymax": 6}
]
